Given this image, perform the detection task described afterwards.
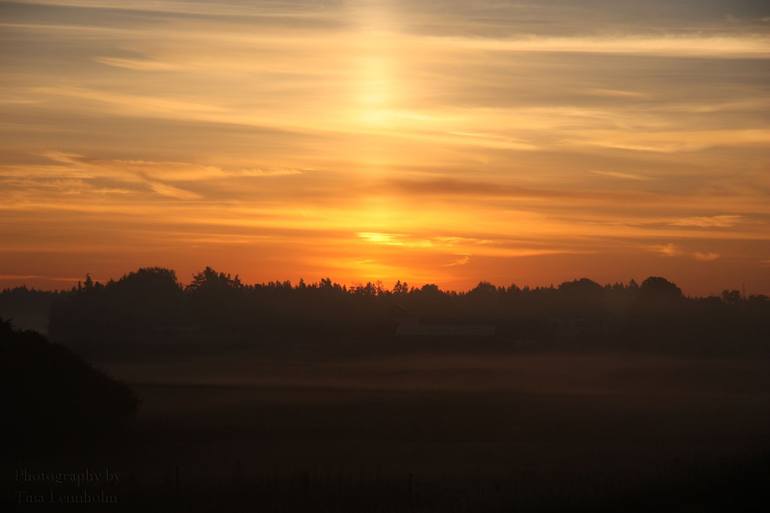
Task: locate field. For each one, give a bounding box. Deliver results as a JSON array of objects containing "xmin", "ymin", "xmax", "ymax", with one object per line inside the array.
[{"xmin": 10, "ymin": 347, "xmax": 770, "ymax": 511}]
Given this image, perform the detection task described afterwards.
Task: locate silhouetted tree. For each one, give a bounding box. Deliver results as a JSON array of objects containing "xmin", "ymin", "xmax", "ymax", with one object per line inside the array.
[
  {"xmin": 469, "ymin": 281, "xmax": 498, "ymax": 296},
  {"xmin": 393, "ymin": 280, "xmax": 409, "ymax": 295},
  {"xmin": 187, "ymin": 266, "xmax": 243, "ymax": 293},
  {"xmin": 721, "ymin": 290, "xmax": 742, "ymax": 305},
  {"xmin": 639, "ymin": 276, "xmax": 683, "ymax": 303}
]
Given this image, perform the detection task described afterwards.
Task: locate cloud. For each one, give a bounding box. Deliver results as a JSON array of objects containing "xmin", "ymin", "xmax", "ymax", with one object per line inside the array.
[
  {"xmin": 584, "ymin": 89, "xmax": 649, "ymax": 99},
  {"xmin": 0, "ymin": 274, "xmax": 80, "ymax": 282},
  {"xmin": 15, "ymin": 153, "xmax": 301, "ymax": 203},
  {"xmin": 33, "ymin": 86, "xmax": 230, "ymax": 123},
  {"xmin": 591, "ymin": 170, "xmax": 651, "ymax": 181},
  {"xmin": 94, "ymin": 57, "xmax": 189, "ymax": 72},
  {"xmin": 7, "ymin": 0, "xmax": 341, "ymax": 23},
  {"xmin": 147, "ymin": 182, "xmax": 201, "ymax": 200},
  {"xmin": 444, "ymin": 255, "xmax": 470, "ymax": 267},
  {"xmin": 573, "ymin": 129, "xmax": 770, "ymax": 153},
  {"xmin": 647, "ymin": 243, "xmax": 683, "ymax": 257},
  {"xmin": 41, "ymin": 151, "xmax": 85, "ymax": 165},
  {"xmin": 357, "ymin": 232, "xmax": 433, "ymax": 248},
  {"xmin": 428, "ymin": 34, "xmax": 770, "ymax": 58},
  {"xmin": 12, "ymin": 152, "xmax": 208, "ymax": 201},
  {"xmin": 670, "ymin": 215, "xmax": 742, "ymax": 228},
  {"xmin": 385, "ymin": 178, "xmax": 569, "ymax": 199},
  {"xmin": 387, "ymin": 178, "xmax": 501, "ymax": 197},
  {"xmin": 355, "ymin": 231, "xmax": 579, "ymax": 259},
  {"xmin": 110, "ymin": 160, "xmax": 228, "ymax": 182},
  {"xmin": 238, "ymin": 168, "xmax": 304, "ymax": 177},
  {"xmin": 693, "ymin": 251, "xmax": 720, "ymax": 262},
  {"xmin": 648, "ymin": 244, "xmax": 722, "ymax": 262}
]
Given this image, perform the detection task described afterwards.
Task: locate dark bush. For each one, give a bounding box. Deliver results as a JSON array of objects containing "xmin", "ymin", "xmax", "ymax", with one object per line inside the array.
[{"xmin": 0, "ymin": 319, "xmax": 138, "ymax": 448}]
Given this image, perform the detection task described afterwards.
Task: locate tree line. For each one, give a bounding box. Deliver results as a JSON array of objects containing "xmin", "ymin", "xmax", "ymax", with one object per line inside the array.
[{"xmin": 1, "ymin": 267, "xmax": 769, "ymax": 355}]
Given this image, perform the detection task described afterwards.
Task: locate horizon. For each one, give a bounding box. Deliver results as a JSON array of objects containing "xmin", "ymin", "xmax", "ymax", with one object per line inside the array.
[
  {"xmin": 2, "ymin": 0, "xmax": 770, "ymax": 295},
  {"xmin": 2, "ymin": 265, "xmax": 761, "ymax": 299}
]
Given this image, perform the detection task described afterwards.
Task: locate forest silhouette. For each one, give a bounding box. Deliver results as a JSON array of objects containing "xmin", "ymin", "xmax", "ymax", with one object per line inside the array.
[{"xmin": 1, "ymin": 266, "xmax": 768, "ymax": 359}]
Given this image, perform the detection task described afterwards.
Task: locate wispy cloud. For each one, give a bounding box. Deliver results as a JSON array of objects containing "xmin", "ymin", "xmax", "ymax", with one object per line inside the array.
[
  {"xmin": 693, "ymin": 252, "xmax": 720, "ymax": 262},
  {"xmin": 428, "ymin": 34, "xmax": 770, "ymax": 58},
  {"xmin": 584, "ymin": 89, "xmax": 649, "ymax": 99},
  {"xmin": 573, "ymin": 130, "xmax": 770, "ymax": 153},
  {"xmin": 0, "ymin": 274, "xmax": 81, "ymax": 282},
  {"xmin": 147, "ymin": 182, "xmax": 201, "ymax": 200},
  {"xmin": 357, "ymin": 232, "xmax": 433, "ymax": 248},
  {"xmin": 238, "ymin": 168, "xmax": 304, "ymax": 177},
  {"xmin": 444, "ymin": 255, "xmax": 470, "ymax": 267},
  {"xmin": 591, "ymin": 170, "xmax": 651, "ymax": 181},
  {"xmin": 94, "ymin": 56, "xmax": 189, "ymax": 72},
  {"xmin": 648, "ymin": 244, "xmax": 723, "ymax": 262},
  {"xmin": 648, "ymin": 243, "xmax": 683, "ymax": 257},
  {"xmin": 33, "ymin": 86, "xmax": 230, "ymax": 124},
  {"xmin": 671, "ymin": 215, "xmax": 742, "ymax": 228}
]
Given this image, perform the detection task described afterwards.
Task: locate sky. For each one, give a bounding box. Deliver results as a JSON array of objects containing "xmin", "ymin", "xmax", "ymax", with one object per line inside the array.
[{"xmin": 1, "ymin": 0, "xmax": 769, "ymax": 295}]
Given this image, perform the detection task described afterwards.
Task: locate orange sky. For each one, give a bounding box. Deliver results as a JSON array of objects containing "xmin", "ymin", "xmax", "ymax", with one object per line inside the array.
[{"xmin": 1, "ymin": 0, "xmax": 770, "ymax": 295}]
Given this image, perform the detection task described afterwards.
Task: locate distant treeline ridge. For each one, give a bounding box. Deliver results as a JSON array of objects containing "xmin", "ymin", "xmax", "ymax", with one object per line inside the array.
[{"xmin": 1, "ymin": 267, "xmax": 768, "ymax": 354}]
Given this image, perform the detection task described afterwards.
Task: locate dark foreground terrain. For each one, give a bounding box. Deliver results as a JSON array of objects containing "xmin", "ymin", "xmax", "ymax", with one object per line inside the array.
[{"xmin": 5, "ymin": 344, "xmax": 770, "ymax": 512}]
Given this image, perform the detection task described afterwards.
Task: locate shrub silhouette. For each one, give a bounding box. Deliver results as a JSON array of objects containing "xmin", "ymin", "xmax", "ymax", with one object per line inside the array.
[{"xmin": 0, "ymin": 319, "xmax": 138, "ymax": 448}]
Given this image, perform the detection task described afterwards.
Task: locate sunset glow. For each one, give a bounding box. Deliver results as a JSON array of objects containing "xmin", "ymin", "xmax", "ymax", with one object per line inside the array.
[{"xmin": 1, "ymin": 0, "xmax": 769, "ymax": 294}]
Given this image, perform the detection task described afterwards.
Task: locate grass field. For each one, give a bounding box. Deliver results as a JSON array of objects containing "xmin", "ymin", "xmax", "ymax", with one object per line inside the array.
[{"xmin": 9, "ymin": 348, "xmax": 770, "ymax": 511}]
